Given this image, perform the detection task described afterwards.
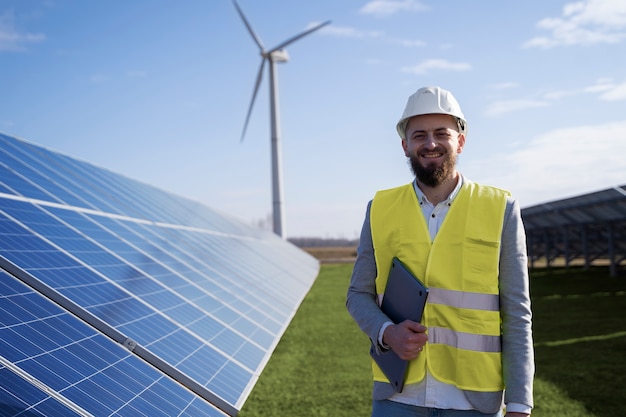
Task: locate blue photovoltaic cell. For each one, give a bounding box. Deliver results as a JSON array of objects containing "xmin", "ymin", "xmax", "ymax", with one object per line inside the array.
[
  {"xmin": 0, "ymin": 366, "xmax": 83, "ymax": 417},
  {"xmin": 0, "ymin": 270, "xmax": 227, "ymax": 416},
  {"xmin": 0, "ymin": 132, "xmax": 320, "ymax": 415}
]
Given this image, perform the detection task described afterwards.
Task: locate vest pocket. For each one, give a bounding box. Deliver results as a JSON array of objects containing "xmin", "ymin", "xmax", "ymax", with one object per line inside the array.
[{"xmin": 462, "ymin": 236, "xmax": 500, "ymax": 293}]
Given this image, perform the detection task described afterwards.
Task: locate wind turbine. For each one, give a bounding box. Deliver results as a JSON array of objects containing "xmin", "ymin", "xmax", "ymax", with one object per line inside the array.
[{"xmin": 233, "ymin": 0, "xmax": 330, "ymax": 239}]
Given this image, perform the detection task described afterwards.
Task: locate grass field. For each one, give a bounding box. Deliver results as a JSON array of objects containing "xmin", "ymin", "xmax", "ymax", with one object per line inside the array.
[{"xmin": 238, "ymin": 263, "xmax": 626, "ymax": 417}]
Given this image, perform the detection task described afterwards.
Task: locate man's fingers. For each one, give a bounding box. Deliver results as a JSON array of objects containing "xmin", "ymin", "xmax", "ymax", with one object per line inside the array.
[
  {"xmin": 397, "ymin": 343, "xmax": 425, "ymax": 360},
  {"xmin": 401, "ymin": 320, "xmax": 427, "ymax": 333}
]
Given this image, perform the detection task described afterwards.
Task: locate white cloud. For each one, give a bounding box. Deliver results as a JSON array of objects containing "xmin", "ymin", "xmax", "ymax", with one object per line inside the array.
[
  {"xmin": 598, "ymin": 81, "xmax": 626, "ymax": 100},
  {"xmin": 491, "ymin": 82, "xmax": 520, "ymax": 90},
  {"xmin": 487, "ymin": 78, "xmax": 626, "ymax": 117},
  {"xmin": 466, "ymin": 120, "xmax": 626, "ymax": 207},
  {"xmin": 359, "ymin": 0, "xmax": 429, "ymax": 17},
  {"xmin": 401, "ymin": 59, "xmax": 471, "ymax": 75},
  {"xmin": 523, "ymin": 0, "xmax": 626, "ymax": 48},
  {"xmin": 320, "ymin": 24, "xmax": 383, "ymax": 39},
  {"xmin": 321, "ymin": 24, "xmax": 424, "ymax": 47},
  {"xmin": 543, "ymin": 79, "xmax": 626, "ymax": 101},
  {"xmin": 484, "ymin": 99, "xmax": 549, "ymax": 117},
  {"xmin": 582, "ymin": 79, "xmax": 615, "ymax": 93},
  {"xmin": 389, "ymin": 37, "xmax": 426, "ymax": 47},
  {"xmin": 541, "ymin": 89, "xmax": 578, "ymax": 100},
  {"xmin": 0, "ymin": 12, "xmax": 45, "ymax": 51}
]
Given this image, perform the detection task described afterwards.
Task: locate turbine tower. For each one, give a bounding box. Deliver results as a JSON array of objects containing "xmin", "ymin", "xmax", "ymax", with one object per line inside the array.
[{"xmin": 233, "ymin": 0, "xmax": 330, "ymax": 239}]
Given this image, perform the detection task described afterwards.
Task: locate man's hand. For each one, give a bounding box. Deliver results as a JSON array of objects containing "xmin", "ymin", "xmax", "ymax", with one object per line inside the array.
[{"xmin": 382, "ymin": 320, "xmax": 428, "ymax": 360}]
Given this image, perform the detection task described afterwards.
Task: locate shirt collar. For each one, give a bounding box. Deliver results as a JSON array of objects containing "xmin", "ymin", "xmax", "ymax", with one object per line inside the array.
[{"xmin": 413, "ymin": 173, "xmax": 465, "ymax": 206}]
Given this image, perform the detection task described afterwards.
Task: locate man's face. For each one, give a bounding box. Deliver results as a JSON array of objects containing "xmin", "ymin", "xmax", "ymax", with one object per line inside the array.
[{"xmin": 402, "ymin": 114, "xmax": 465, "ymax": 187}]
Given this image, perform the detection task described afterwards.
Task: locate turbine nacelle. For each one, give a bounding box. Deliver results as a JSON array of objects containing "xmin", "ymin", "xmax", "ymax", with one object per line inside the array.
[{"xmin": 266, "ymin": 49, "xmax": 289, "ymax": 63}]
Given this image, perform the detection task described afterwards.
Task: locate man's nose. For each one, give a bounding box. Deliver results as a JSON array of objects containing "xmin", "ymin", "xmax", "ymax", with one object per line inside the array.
[{"xmin": 423, "ymin": 133, "xmax": 438, "ymax": 147}]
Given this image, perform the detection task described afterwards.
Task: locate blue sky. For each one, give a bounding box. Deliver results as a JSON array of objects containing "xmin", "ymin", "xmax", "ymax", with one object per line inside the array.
[{"xmin": 1, "ymin": 0, "xmax": 625, "ymax": 239}]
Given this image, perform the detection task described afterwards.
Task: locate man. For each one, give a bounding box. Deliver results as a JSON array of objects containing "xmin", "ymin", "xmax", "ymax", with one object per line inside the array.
[{"xmin": 346, "ymin": 86, "xmax": 534, "ymax": 417}]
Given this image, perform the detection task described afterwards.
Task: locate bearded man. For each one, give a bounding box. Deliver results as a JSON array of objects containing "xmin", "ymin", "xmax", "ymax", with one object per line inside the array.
[{"xmin": 346, "ymin": 86, "xmax": 535, "ymax": 417}]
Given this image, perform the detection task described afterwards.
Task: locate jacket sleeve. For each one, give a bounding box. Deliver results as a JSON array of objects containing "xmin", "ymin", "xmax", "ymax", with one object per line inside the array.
[
  {"xmin": 346, "ymin": 201, "xmax": 391, "ymax": 349},
  {"xmin": 499, "ymin": 197, "xmax": 535, "ymax": 409}
]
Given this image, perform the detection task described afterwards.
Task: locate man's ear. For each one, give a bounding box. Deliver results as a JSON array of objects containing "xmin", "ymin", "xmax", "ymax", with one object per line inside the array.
[
  {"xmin": 457, "ymin": 133, "xmax": 466, "ymax": 154},
  {"xmin": 402, "ymin": 139, "xmax": 409, "ymax": 157}
]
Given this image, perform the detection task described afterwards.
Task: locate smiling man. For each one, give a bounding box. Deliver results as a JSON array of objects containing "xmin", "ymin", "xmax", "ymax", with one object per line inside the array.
[{"xmin": 346, "ymin": 86, "xmax": 535, "ymax": 417}]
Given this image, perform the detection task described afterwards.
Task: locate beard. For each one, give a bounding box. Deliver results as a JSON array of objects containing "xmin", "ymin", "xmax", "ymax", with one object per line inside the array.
[{"xmin": 408, "ymin": 151, "xmax": 457, "ymax": 187}]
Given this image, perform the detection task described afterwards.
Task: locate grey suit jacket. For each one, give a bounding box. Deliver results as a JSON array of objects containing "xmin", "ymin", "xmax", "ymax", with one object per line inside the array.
[{"xmin": 346, "ymin": 190, "xmax": 534, "ymax": 414}]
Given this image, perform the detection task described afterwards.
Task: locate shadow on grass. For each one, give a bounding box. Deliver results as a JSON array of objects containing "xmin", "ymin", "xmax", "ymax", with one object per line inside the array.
[{"xmin": 530, "ymin": 266, "xmax": 626, "ymax": 416}]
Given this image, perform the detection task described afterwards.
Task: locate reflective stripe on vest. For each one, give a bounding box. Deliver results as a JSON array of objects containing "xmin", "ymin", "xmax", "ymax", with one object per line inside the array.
[
  {"xmin": 427, "ymin": 287, "xmax": 500, "ymax": 312},
  {"xmin": 370, "ymin": 180, "xmax": 509, "ymax": 392},
  {"xmin": 429, "ymin": 327, "xmax": 501, "ymax": 353}
]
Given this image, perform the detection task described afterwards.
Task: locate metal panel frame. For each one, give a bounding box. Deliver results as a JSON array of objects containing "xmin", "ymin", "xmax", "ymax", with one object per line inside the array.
[{"xmin": 522, "ymin": 185, "xmax": 626, "ymax": 277}]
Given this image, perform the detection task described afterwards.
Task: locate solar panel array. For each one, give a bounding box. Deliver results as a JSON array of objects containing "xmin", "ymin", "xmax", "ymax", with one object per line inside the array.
[
  {"xmin": 0, "ymin": 132, "xmax": 320, "ymax": 416},
  {"xmin": 522, "ymin": 185, "xmax": 626, "ymax": 229},
  {"xmin": 521, "ymin": 185, "xmax": 626, "ymax": 276}
]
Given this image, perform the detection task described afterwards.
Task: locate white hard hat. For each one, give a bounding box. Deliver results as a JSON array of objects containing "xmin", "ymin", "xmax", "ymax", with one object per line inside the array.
[{"xmin": 396, "ymin": 86, "xmax": 467, "ymax": 139}]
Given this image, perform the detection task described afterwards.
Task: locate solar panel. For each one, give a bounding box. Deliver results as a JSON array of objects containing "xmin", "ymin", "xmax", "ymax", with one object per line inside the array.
[
  {"xmin": 0, "ymin": 270, "xmax": 227, "ymax": 417},
  {"xmin": 521, "ymin": 185, "xmax": 626, "ymax": 276},
  {"xmin": 0, "ymin": 132, "xmax": 320, "ymax": 416}
]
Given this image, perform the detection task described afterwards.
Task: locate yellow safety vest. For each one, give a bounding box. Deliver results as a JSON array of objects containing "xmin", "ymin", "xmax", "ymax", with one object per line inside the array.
[{"xmin": 370, "ymin": 181, "xmax": 509, "ymax": 391}]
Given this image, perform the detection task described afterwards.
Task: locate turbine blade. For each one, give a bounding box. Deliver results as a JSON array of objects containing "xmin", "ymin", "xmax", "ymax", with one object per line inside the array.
[
  {"xmin": 232, "ymin": 0, "xmax": 264, "ymax": 51},
  {"xmin": 269, "ymin": 20, "xmax": 331, "ymax": 53},
  {"xmin": 240, "ymin": 58, "xmax": 266, "ymax": 143}
]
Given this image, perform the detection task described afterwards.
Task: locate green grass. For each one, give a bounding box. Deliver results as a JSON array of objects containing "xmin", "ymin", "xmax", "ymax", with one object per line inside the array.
[
  {"xmin": 529, "ymin": 267, "xmax": 626, "ymax": 416},
  {"xmin": 238, "ymin": 264, "xmax": 626, "ymax": 417}
]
